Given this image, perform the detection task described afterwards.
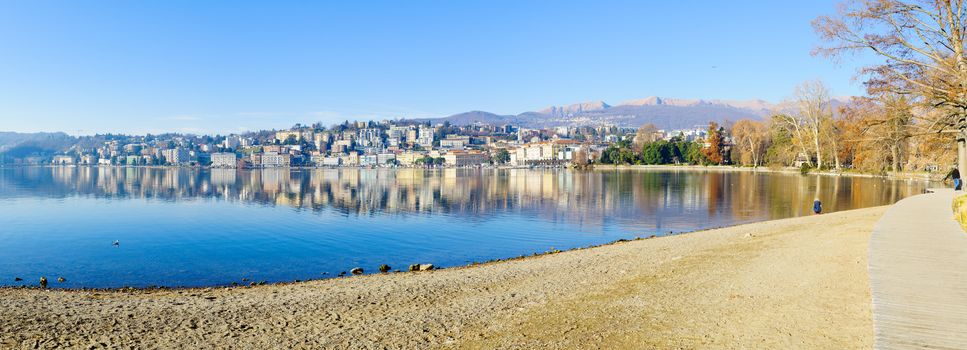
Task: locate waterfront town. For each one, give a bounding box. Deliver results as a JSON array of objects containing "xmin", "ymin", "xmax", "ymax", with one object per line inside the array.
[{"xmin": 5, "ymin": 120, "xmax": 711, "ymax": 169}]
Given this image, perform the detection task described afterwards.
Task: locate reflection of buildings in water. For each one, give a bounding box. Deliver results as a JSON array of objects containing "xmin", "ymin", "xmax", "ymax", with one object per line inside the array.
[
  {"xmin": 210, "ymin": 169, "xmax": 236, "ymax": 186},
  {"xmin": 1, "ymin": 167, "xmax": 927, "ymax": 232}
]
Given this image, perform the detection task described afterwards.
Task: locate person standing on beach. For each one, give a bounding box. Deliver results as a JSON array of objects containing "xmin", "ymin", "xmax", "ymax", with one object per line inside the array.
[{"xmin": 813, "ymin": 198, "xmax": 822, "ymax": 215}]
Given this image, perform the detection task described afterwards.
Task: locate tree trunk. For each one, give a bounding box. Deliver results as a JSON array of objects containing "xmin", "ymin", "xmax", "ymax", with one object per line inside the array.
[
  {"xmin": 959, "ymin": 135, "xmax": 967, "ymax": 180},
  {"xmin": 832, "ymin": 137, "xmax": 841, "ymax": 170},
  {"xmin": 813, "ymin": 130, "xmax": 823, "ymax": 169},
  {"xmin": 891, "ymin": 145, "xmax": 899, "ymax": 173}
]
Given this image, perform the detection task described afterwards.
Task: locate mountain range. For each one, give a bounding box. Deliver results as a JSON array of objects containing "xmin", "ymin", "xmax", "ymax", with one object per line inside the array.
[{"xmin": 427, "ymin": 96, "xmax": 848, "ymax": 130}]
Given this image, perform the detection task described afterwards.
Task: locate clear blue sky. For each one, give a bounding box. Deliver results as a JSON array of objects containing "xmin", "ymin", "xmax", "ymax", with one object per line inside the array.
[{"xmin": 0, "ymin": 0, "xmax": 872, "ymax": 135}]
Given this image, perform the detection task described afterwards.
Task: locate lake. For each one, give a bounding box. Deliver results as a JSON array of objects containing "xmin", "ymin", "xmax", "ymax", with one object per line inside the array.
[{"xmin": 0, "ymin": 166, "xmax": 930, "ymax": 288}]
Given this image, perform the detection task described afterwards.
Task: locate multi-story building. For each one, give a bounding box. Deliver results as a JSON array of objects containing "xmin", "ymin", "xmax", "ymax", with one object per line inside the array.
[
  {"xmin": 524, "ymin": 144, "xmax": 544, "ymax": 162},
  {"xmin": 211, "ymin": 152, "xmax": 237, "ymax": 168},
  {"xmin": 345, "ymin": 152, "xmax": 360, "ymax": 166},
  {"xmin": 388, "ymin": 126, "xmax": 410, "ymax": 141},
  {"xmin": 310, "ymin": 153, "xmax": 327, "ymax": 166},
  {"xmin": 440, "ymin": 136, "xmax": 470, "ymax": 150},
  {"xmin": 406, "ymin": 129, "xmax": 419, "ymax": 144},
  {"xmin": 313, "ymin": 133, "xmax": 331, "ymax": 152},
  {"xmin": 161, "ymin": 148, "xmax": 189, "ymax": 165},
  {"xmin": 376, "ymin": 153, "xmax": 397, "ymax": 165},
  {"xmin": 444, "ymin": 150, "xmax": 489, "ymax": 167},
  {"xmin": 123, "ymin": 144, "xmax": 143, "ymax": 154},
  {"xmin": 509, "ymin": 148, "xmax": 523, "ymax": 166},
  {"xmin": 51, "ymin": 155, "xmax": 75, "ymax": 165},
  {"xmin": 417, "ymin": 126, "xmax": 435, "ymax": 148},
  {"xmin": 513, "ymin": 140, "xmax": 583, "ymax": 165},
  {"xmin": 357, "ymin": 128, "xmax": 382, "ymax": 147},
  {"xmin": 360, "ymin": 154, "xmax": 378, "ymax": 166},
  {"xmin": 261, "ymin": 152, "xmax": 290, "ymax": 167},
  {"xmin": 263, "ymin": 145, "xmax": 282, "ymax": 154},
  {"xmin": 222, "ymin": 135, "xmax": 241, "ymax": 149},
  {"xmin": 397, "ymin": 151, "xmax": 426, "ymax": 166},
  {"xmin": 332, "ymin": 140, "xmax": 353, "ymax": 154}
]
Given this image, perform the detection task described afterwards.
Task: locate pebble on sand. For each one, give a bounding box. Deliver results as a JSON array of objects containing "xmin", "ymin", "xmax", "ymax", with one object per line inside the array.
[{"xmin": 409, "ymin": 264, "xmax": 434, "ymax": 271}]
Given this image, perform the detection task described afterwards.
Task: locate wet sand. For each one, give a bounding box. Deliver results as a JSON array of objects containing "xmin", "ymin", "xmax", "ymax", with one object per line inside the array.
[{"xmin": 0, "ymin": 207, "xmax": 880, "ymax": 349}]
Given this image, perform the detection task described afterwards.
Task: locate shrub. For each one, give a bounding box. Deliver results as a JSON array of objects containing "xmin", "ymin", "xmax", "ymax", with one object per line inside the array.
[
  {"xmin": 799, "ymin": 163, "xmax": 811, "ymax": 175},
  {"xmin": 952, "ymin": 194, "xmax": 967, "ymax": 234}
]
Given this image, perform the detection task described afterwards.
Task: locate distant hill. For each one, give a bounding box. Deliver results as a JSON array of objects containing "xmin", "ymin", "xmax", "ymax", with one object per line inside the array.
[
  {"xmin": 426, "ymin": 96, "xmax": 774, "ymax": 130},
  {"xmin": 428, "ymin": 111, "xmax": 519, "ymax": 125},
  {"xmin": 425, "ymin": 95, "xmax": 851, "ymax": 130},
  {"xmin": 539, "ymin": 101, "xmax": 610, "ymax": 117},
  {"xmin": 0, "ymin": 131, "xmax": 75, "ymax": 157}
]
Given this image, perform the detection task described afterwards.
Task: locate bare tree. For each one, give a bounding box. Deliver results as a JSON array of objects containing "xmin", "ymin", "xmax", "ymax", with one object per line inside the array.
[
  {"xmin": 572, "ymin": 147, "xmax": 590, "ymax": 168},
  {"xmin": 814, "ymin": 0, "xmax": 967, "ymax": 174},
  {"xmin": 840, "ymin": 95, "xmax": 914, "ymax": 172},
  {"xmin": 774, "ymin": 80, "xmax": 834, "ymax": 168},
  {"xmin": 731, "ymin": 119, "xmax": 770, "ymax": 167}
]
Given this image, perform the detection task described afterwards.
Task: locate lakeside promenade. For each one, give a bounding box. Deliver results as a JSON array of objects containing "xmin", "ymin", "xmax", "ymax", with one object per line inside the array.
[{"xmin": 870, "ymin": 189, "xmax": 967, "ymax": 349}]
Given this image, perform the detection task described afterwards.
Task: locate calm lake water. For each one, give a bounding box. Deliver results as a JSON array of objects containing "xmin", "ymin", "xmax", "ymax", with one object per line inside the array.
[{"xmin": 0, "ymin": 166, "xmax": 930, "ymax": 288}]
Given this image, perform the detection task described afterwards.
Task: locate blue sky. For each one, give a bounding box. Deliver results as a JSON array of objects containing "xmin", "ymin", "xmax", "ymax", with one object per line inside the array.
[{"xmin": 0, "ymin": 0, "xmax": 872, "ymax": 135}]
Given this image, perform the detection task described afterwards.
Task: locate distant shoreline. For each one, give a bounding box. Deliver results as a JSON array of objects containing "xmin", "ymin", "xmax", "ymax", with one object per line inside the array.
[
  {"xmin": 594, "ymin": 164, "xmax": 940, "ymax": 182},
  {"xmin": 1, "ymin": 162, "xmax": 943, "ymax": 182}
]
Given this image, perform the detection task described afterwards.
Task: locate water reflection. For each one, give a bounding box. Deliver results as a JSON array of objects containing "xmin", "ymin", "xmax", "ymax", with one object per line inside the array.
[
  {"xmin": 0, "ymin": 166, "xmax": 930, "ymax": 288},
  {"xmin": 2, "ymin": 166, "xmax": 927, "ymax": 229}
]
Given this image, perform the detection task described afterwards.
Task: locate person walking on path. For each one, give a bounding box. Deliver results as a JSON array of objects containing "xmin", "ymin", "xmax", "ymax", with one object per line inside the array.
[{"xmin": 946, "ymin": 168, "xmax": 962, "ymax": 191}]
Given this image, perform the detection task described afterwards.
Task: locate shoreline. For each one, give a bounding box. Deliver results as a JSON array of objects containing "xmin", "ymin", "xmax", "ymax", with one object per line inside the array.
[
  {"xmin": 597, "ymin": 164, "xmax": 939, "ymax": 181},
  {"xmin": 0, "ymin": 232, "xmax": 669, "ymax": 293},
  {"xmin": 1, "ymin": 206, "xmax": 882, "ymax": 348}
]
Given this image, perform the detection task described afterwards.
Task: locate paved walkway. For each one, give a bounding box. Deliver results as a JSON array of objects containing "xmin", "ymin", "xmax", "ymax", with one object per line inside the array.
[{"xmin": 869, "ymin": 189, "xmax": 967, "ymax": 349}]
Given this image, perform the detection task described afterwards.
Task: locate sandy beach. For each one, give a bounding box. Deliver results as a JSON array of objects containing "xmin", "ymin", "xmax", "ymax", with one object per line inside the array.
[{"xmin": 0, "ymin": 207, "xmax": 881, "ymax": 349}]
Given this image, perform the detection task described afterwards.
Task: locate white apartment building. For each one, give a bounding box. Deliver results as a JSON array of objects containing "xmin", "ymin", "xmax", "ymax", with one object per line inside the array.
[
  {"xmin": 161, "ymin": 148, "xmax": 190, "ymax": 165},
  {"xmin": 211, "ymin": 152, "xmax": 237, "ymax": 168},
  {"xmin": 417, "ymin": 126, "xmax": 435, "ymax": 147},
  {"xmin": 222, "ymin": 135, "xmax": 241, "ymax": 149}
]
